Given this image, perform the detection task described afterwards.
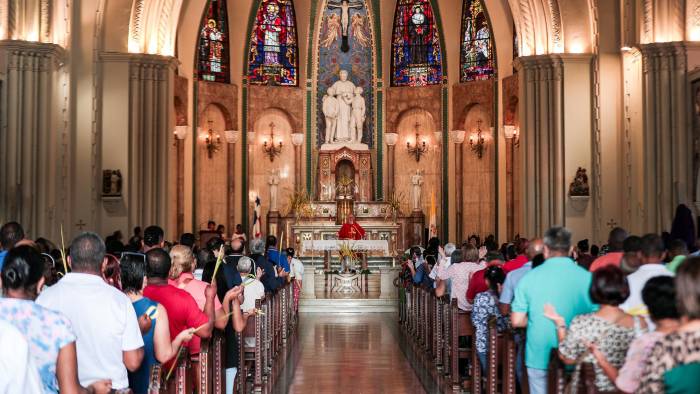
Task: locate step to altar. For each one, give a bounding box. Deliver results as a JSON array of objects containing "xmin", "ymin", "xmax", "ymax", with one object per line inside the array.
[{"xmin": 299, "ymin": 298, "xmax": 398, "ymax": 313}]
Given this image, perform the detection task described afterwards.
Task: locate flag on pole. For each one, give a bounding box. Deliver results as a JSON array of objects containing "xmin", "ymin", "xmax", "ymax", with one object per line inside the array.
[
  {"xmin": 253, "ymin": 195, "xmax": 262, "ymax": 238},
  {"xmin": 429, "ymin": 191, "xmax": 437, "ymax": 238}
]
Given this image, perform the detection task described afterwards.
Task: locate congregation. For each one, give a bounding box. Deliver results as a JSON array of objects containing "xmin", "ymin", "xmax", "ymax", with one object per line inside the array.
[
  {"xmin": 1, "ymin": 208, "xmax": 700, "ymax": 393},
  {"xmin": 398, "ymin": 207, "xmax": 700, "ymax": 394},
  {"xmin": 0, "ymin": 221, "xmax": 303, "ymax": 394}
]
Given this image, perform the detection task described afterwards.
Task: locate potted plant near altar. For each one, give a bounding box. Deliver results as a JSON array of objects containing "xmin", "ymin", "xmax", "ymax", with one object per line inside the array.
[{"xmin": 385, "ymin": 191, "xmax": 405, "ymax": 224}]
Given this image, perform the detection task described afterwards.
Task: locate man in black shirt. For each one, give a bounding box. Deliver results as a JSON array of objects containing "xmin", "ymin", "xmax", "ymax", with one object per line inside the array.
[{"xmin": 249, "ymin": 238, "xmax": 285, "ymax": 293}]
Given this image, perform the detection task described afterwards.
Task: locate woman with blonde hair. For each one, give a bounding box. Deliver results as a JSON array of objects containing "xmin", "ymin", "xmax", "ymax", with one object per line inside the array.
[{"xmin": 168, "ymin": 245, "xmax": 223, "ymax": 358}]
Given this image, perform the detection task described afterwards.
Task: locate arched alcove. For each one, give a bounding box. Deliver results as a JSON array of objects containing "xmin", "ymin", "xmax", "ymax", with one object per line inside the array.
[
  {"xmin": 394, "ymin": 108, "xmax": 441, "ymax": 224},
  {"xmin": 249, "ymin": 108, "xmax": 296, "ymax": 223}
]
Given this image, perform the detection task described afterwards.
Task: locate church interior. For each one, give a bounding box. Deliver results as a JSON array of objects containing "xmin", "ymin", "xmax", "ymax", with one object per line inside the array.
[
  {"xmin": 2, "ymin": 0, "xmax": 700, "ymax": 393},
  {"xmin": 3, "ymin": 0, "xmax": 697, "ymax": 248}
]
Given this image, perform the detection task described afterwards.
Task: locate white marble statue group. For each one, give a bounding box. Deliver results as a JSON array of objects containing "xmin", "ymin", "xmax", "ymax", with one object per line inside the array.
[{"xmin": 322, "ymin": 69, "xmax": 366, "ymax": 146}]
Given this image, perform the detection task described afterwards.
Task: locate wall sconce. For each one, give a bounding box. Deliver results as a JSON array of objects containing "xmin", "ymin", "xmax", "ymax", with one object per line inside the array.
[
  {"xmin": 469, "ymin": 120, "xmax": 486, "ymax": 159},
  {"xmin": 262, "ymin": 121, "xmax": 283, "ymax": 162},
  {"xmin": 173, "ymin": 125, "xmax": 188, "ymax": 146},
  {"xmin": 406, "ymin": 121, "xmax": 428, "ymax": 162},
  {"xmin": 503, "ymin": 125, "xmax": 520, "ymax": 147},
  {"xmin": 451, "ymin": 130, "xmax": 466, "ymax": 144},
  {"xmin": 199, "ymin": 120, "xmax": 221, "ymax": 159},
  {"xmin": 291, "ymin": 132, "xmax": 304, "ymax": 147},
  {"xmin": 224, "ymin": 130, "xmax": 240, "ymax": 144},
  {"xmin": 385, "ymin": 132, "xmax": 398, "ymax": 146}
]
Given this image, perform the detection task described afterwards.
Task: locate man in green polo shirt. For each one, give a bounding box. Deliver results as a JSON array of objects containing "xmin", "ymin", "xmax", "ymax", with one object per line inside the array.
[{"xmin": 511, "ymin": 227, "xmax": 596, "ymax": 394}]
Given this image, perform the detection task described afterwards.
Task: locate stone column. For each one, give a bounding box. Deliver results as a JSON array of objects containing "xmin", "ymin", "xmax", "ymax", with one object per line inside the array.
[
  {"xmin": 291, "ymin": 133, "xmax": 304, "ymax": 190},
  {"xmin": 0, "ymin": 40, "xmax": 67, "ymax": 239},
  {"xmin": 174, "ymin": 126, "xmax": 188, "ymax": 236},
  {"xmin": 638, "ymin": 43, "xmax": 700, "ymax": 231},
  {"xmin": 451, "ymin": 130, "xmax": 466, "ymax": 242},
  {"xmin": 515, "ymin": 54, "xmax": 594, "ymax": 239},
  {"xmin": 225, "ymin": 130, "xmax": 240, "ymax": 233},
  {"xmin": 100, "ymin": 52, "xmax": 176, "ymax": 233},
  {"xmin": 385, "ymin": 132, "xmax": 398, "ymax": 196}
]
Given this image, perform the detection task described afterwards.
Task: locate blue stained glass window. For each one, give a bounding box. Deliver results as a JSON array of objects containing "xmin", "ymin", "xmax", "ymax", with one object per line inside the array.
[
  {"xmin": 460, "ymin": 0, "xmax": 494, "ymax": 82},
  {"xmin": 247, "ymin": 0, "xmax": 299, "ymax": 86},
  {"xmin": 198, "ymin": 0, "xmax": 230, "ymax": 83},
  {"xmin": 390, "ymin": 0, "xmax": 443, "ymax": 87}
]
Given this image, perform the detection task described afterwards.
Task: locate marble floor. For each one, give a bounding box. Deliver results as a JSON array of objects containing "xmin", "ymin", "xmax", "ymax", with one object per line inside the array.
[{"xmin": 275, "ymin": 313, "xmax": 434, "ymax": 393}]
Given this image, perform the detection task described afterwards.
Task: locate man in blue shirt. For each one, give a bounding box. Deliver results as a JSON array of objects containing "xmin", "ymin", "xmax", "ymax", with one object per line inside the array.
[
  {"xmin": 266, "ymin": 235, "xmax": 290, "ymax": 273},
  {"xmin": 511, "ymin": 227, "xmax": 596, "ymax": 394},
  {"xmin": 498, "ymin": 238, "xmax": 543, "ymax": 385},
  {"xmin": 0, "ymin": 222, "xmax": 25, "ymax": 271}
]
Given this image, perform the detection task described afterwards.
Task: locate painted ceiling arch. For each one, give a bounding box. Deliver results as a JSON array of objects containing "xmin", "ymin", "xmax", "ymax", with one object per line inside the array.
[{"xmin": 122, "ymin": 0, "xmax": 597, "ymax": 59}]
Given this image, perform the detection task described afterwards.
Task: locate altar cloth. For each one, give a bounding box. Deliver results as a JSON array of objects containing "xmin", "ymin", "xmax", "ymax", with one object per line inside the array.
[{"xmin": 301, "ymin": 239, "xmax": 390, "ymax": 255}]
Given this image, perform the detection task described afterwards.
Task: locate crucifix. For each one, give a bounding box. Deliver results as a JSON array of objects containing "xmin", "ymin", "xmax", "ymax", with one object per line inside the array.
[
  {"xmin": 327, "ymin": 0, "xmax": 363, "ymax": 52},
  {"xmin": 75, "ymin": 220, "xmax": 87, "ymax": 231},
  {"xmin": 606, "ymin": 218, "xmax": 618, "ymax": 229}
]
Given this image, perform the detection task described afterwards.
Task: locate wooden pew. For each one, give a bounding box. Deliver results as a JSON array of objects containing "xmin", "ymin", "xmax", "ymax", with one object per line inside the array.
[
  {"xmin": 441, "ymin": 296, "xmax": 451, "ymax": 375},
  {"xmin": 140, "ymin": 283, "xmax": 298, "ymax": 394},
  {"xmin": 547, "ymin": 349, "xmax": 567, "ymax": 394},
  {"xmin": 166, "ymin": 346, "xmax": 193, "ymax": 394},
  {"xmin": 434, "ymin": 295, "xmax": 444, "ymax": 371},
  {"xmin": 197, "ymin": 337, "xmax": 213, "ymax": 394},
  {"xmin": 237, "ymin": 332, "xmax": 246, "ymax": 394},
  {"xmin": 248, "ymin": 297, "xmax": 264, "ymax": 392},
  {"xmin": 148, "ymin": 364, "xmax": 163, "ymax": 392},
  {"xmin": 481, "ymin": 320, "xmax": 517, "ymax": 394},
  {"xmin": 212, "ymin": 330, "xmax": 225, "ymax": 394},
  {"xmin": 450, "ymin": 298, "xmax": 475, "ymax": 391},
  {"xmin": 500, "ymin": 329, "xmax": 517, "ymax": 394}
]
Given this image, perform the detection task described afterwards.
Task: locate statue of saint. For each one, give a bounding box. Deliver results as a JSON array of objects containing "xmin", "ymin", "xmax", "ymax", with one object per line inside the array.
[
  {"xmin": 322, "ymin": 86, "xmax": 339, "ymax": 143},
  {"xmin": 350, "ymin": 86, "xmax": 365, "ymax": 143},
  {"xmin": 269, "ymin": 169, "xmax": 280, "ymax": 211},
  {"xmin": 411, "ymin": 170, "xmax": 424, "ymax": 211},
  {"xmin": 329, "ymin": 70, "xmax": 356, "ymax": 142},
  {"xmin": 321, "ymin": 69, "xmax": 367, "ymax": 148}
]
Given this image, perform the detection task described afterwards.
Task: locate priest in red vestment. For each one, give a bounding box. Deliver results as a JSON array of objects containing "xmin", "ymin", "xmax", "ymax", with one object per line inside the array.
[{"xmin": 338, "ymin": 215, "xmax": 365, "ymax": 240}]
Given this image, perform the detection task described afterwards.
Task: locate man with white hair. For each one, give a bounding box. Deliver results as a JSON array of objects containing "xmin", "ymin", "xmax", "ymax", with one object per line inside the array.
[
  {"xmin": 237, "ymin": 256, "xmax": 265, "ymax": 348},
  {"xmin": 429, "ymin": 242, "xmax": 455, "ymax": 288},
  {"xmin": 237, "ymin": 256, "xmax": 265, "ymax": 312}
]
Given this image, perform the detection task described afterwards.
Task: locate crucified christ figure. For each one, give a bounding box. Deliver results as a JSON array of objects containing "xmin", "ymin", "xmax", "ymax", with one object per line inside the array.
[{"xmin": 327, "ymin": 0, "xmax": 363, "ymax": 52}]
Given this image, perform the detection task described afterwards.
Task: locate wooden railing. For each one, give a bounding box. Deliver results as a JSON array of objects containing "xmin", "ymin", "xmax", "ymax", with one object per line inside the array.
[
  {"xmin": 149, "ymin": 281, "xmax": 297, "ymax": 393},
  {"xmin": 399, "ymin": 284, "xmax": 520, "ymax": 394}
]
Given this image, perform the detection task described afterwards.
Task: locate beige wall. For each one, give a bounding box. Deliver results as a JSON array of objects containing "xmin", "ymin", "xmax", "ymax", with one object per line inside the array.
[{"xmin": 16, "ymin": 0, "xmax": 673, "ymax": 248}]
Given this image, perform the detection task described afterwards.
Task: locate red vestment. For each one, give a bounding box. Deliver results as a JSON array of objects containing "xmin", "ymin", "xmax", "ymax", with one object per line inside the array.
[{"xmin": 338, "ymin": 222, "xmax": 365, "ymax": 240}]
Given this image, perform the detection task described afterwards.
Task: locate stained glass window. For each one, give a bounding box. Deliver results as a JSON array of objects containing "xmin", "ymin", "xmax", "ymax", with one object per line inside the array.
[
  {"xmin": 390, "ymin": 0, "xmax": 443, "ymax": 87},
  {"xmin": 459, "ymin": 0, "xmax": 494, "ymax": 82},
  {"xmin": 197, "ymin": 0, "xmax": 230, "ymax": 83},
  {"xmin": 247, "ymin": 0, "xmax": 299, "ymax": 86}
]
